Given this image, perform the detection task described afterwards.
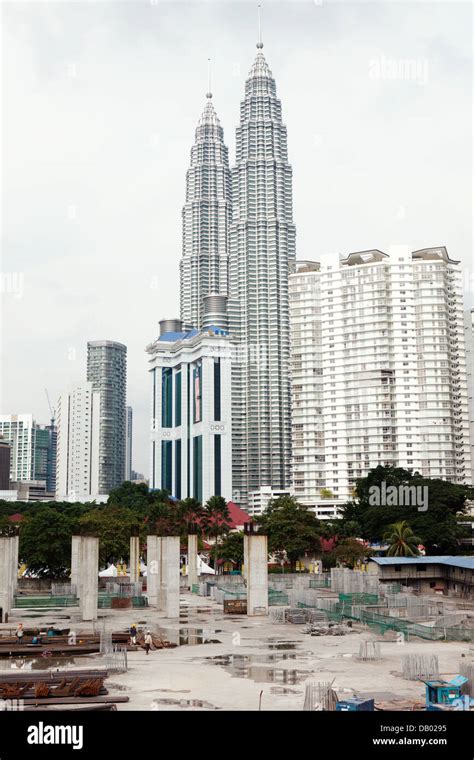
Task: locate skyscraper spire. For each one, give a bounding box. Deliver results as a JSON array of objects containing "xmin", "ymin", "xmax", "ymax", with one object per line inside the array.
[
  {"xmin": 179, "ymin": 70, "xmax": 232, "ymax": 330},
  {"xmin": 257, "ymin": 3, "xmax": 263, "ymax": 49},
  {"xmin": 229, "ymin": 34, "xmax": 296, "ymax": 507},
  {"xmin": 207, "ymin": 57, "xmax": 212, "ymax": 98}
]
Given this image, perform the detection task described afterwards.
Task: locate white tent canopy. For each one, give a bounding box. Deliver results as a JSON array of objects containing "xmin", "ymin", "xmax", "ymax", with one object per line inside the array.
[{"xmin": 99, "ymin": 563, "xmax": 118, "ymax": 577}]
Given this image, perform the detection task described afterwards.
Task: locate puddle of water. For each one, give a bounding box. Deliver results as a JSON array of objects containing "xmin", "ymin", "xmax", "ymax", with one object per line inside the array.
[
  {"xmin": 159, "ymin": 627, "xmax": 222, "ymax": 646},
  {"xmin": 200, "ymin": 654, "xmax": 313, "ymax": 683},
  {"xmin": 0, "ymin": 656, "xmax": 77, "ymax": 671},
  {"xmin": 151, "ymin": 698, "xmax": 220, "ymax": 710}
]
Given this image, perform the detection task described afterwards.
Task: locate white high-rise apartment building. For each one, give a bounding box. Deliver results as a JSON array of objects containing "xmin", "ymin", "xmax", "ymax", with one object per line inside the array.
[
  {"xmin": 290, "ymin": 247, "xmax": 472, "ymax": 508},
  {"xmin": 56, "ymin": 383, "xmax": 101, "ymax": 501},
  {"xmin": 0, "ymin": 415, "xmax": 36, "ymax": 482},
  {"xmin": 465, "ymin": 308, "xmax": 474, "ymax": 466},
  {"xmin": 179, "ymin": 90, "xmax": 231, "ymax": 330},
  {"xmin": 229, "ymin": 36, "xmax": 295, "ymax": 507},
  {"xmin": 147, "ymin": 302, "xmax": 232, "ymax": 504}
]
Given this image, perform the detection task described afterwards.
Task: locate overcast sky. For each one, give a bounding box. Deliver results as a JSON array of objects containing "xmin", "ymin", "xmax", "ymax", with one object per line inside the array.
[{"xmin": 1, "ymin": 0, "xmax": 472, "ymax": 477}]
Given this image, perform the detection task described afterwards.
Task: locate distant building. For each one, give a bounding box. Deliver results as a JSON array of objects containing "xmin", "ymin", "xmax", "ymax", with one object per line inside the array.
[
  {"xmin": 247, "ymin": 487, "xmax": 291, "ymax": 517},
  {"xmin": 0, "ymin": 438, "xmax": 11, "ymax": 490},
  {"xmin": 11, "ymin": 480, "xmax": 55, "ymax": 502},
  {"xmin": 131, "ymin": 470, "xmax": 145, "ymax": 482},
  {"xmin": 56, "ymin": 383, "xmax": 101, "ymax": 501},
  {"xmin": 369, "ymin": 556, "xmax": 474, "ymax": 597},
  {"xmin": 34, "ymin": 423, "xmax": 57, "ymax": 493},
  {"xmin": 87, "ymin": 340, "xmax": 127, "ymax": 494},
  {"xmin": 290, "ymin": 248, "xmax": 472, "ymax": 507},
  {"xmin": 146, "ymin": 304, "xmax": 232, "ymax": 503},
  {"xmin": 0, "ymin": 415, "xmax": 36, "ymax": 482},
  {"xmin": 125, "ymin": 406, "xmax": 133, "ymax": 481},
  {"xmin": 0, "ymin": 415, "xmax": 57, "ymax": 491},
  {"xmin": 465, "ymin": 309, "xmax": 474, "ymax": 469}
]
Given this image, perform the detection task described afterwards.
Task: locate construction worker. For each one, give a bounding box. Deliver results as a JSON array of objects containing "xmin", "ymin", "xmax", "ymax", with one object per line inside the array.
[
  {"xmin": 144, "ymin": 630, "xmax": 153, "ymax": 655},
  {"xmin": 129, "ymin": 623, "xmax": 137, "ymax": 645},
  {"xmin": 15, "ymin": 623, "xmax": 24, "ymax": 643}
]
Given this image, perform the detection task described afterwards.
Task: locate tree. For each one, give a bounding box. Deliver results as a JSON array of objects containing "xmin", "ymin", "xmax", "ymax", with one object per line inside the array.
[
  {"xmin": 332, "ymin": 538, "xmax": 371, "ymax": 568},
  {"xmin": 78, "ymin": 506, "xmax": 139, "ymax": 564},
  {"xmin": 383, "ymin": 520, "xmax": 422, "ymax": 557},
  {"xmin": 216, "ymin": 531, "xmax": 244, "ymax": 567},
  {"xmin": 256, "ymin": 496, "xmax": 321, "ymax": 571},
  {"xmin": 19, "ymin": 507, "xmax": 73, "ymax": 578},
  {"xmin": 201, "ymin": 496, "xmax": 231, "ymax": 571},
  {"xmin": 338, "ymin": 466, "xmax": 473, "ymax": 554},
  {"xmin": 107, "ymin": 481, "xmax": 152, "ymax": 514}
]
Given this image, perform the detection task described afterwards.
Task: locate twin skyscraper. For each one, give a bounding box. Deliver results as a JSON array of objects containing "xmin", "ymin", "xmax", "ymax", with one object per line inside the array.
[{"xmin": 150, "ymin": 33, "xmax": 295, "ymax": 508}]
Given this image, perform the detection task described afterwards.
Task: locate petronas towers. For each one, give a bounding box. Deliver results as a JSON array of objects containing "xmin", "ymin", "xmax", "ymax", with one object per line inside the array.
[{"xmin": 179, "ymin": 35, "xmax": 295, "ymax": 508}]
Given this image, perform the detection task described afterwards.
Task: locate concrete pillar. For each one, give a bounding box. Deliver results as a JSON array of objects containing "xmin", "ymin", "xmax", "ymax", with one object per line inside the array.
[
  {"xmin": 0, "ymin": 537, "xmax": 13, "ymax": 621},
  {"xmin": 244, "ymin": 526, "xmax": 268, "ymax": 616},
  {"xmin": 146, "ymin": 535, "xmax": 162, "ymax": 608},
  {"xmin": 162, "ymin": 536, "xmax": 180, "ymax": 618},
  {"xmin": 242, "ymin": 534, "xmax": 249, "ymax": 580},
  {"xmin": 71, "ymin": 535, "xmax": 82, "ymax": 598},
  {"xmin": 80, "ymin": 536, "xmax": 99, "ymax": 621},
  {"xmin": 187, "ymin": 534, "xmax": 198, "ymax": 589},
  {"xmin": 130, "ymin": 528, "xmax": 140, "ymax": 583},
  {"xmin": 11, "ymin": 532, "xmax": 19, "ymax": 597}
]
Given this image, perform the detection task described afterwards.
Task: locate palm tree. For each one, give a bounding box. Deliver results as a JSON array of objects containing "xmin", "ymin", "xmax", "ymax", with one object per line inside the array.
[
  {"xmin": 383, "ymin": 520, "xmax": 422, "ymax": 557},
  {"xmin": 201, "ymin": 496, "xmax": 231, "ymax": 573}
]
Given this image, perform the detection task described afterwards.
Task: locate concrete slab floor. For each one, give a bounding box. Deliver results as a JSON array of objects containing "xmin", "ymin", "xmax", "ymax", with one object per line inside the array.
[{"xmin": 1, "ymin": 592, "xmax": 472, "ymax": 711}]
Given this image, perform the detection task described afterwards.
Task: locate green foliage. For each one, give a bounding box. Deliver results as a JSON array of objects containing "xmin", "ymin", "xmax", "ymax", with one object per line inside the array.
[
  {"xmin": 201, "ymin": 496, "xmax": 231, "ymax": 569},
  {"xmin": 216, "ymin": 531, "xmax": 244, "ymax": 565},
  {"xmin": 338, "ymin": 466, "xmax": 473, "ymax": 554},
  {"xmin": 78, "ymin": 506, "xmax": 139, "ymax": 564},
  {"xmin": 383, "ymin": 520, "xmax": 422, "ymax": 557},
  {"xmin": 19, "ymin": 506, "xmax": 73, "ymax": 578},
  {"xmin": 331, "ymin": 538, "xmax": 371, "ymax": 568},
  {"xmin": 256, "ymin": 496, "xmax": 321, "ymax": 570}
]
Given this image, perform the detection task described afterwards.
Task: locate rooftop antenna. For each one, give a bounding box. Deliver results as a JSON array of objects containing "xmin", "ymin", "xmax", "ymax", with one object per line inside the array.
[
  {"xmin": 206, "ymin": 57, "xmax": 212, "ymax": 99},
  {"xmin": 257, "ymin": 3, "xmax": 263, "ymax": 49}
]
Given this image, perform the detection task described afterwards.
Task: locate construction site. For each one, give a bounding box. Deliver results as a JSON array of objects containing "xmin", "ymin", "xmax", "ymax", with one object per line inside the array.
[{"xmin": 0, "ymin": 530, "xmax": 473, "ymax": 712}]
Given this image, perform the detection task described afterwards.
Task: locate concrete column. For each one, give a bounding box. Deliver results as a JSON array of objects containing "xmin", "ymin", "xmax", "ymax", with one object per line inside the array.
[
  {"xmin": 71, "ymin": 535, "xmax": 82, "ymax": 598},
  {"xmin": 130, "ymin": 529, "xmax": 140, "ymax": 583},
  {"xmin": 146, "ymin": 535, "xmax": 162, "ymax": 608},
  {"xmin": 162, "ymin": 536, "xmax": 180, "ymax": 618},
  {"xmin": 0, "ymin": 537, "xmax": 13, "ymax": 620},
  {"xmin": 242, "ymin": 534, "xmax": 249, "ymax": 580},
  {"xmin": 245, "ymin": 529, "xmax": 268, "ymax": 616},
  {"xmin": 187, "ymin": 534, "xmax": 198, "ymax": 589},
  {"xmin": 80, "ymin": 536, "xmax": 99, "ymax": 621},
  {"xmin": 11, "ymin": 532, "xmax": 19, "ymax": 597}
]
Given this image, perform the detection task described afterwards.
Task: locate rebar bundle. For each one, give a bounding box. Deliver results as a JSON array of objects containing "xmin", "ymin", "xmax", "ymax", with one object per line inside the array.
[
  {"xmin": 357, "ymin": 641, "xmax": 381, "ymax": 661},
  {"xmin": 269, "ymin": 607, "xmax": 287, "ymax": 624},
  {"xmin": 100, "ymin": 630, "xmax": 112, "ymax": 654},
  {"xmin": 459, "ymin": 662, "xmax": 474, "ymax": 696},
  {"xmin": 303, "ymin": 681, "xmax": 338, "ymax": 711},
  {"xmin": 402, "ymin": 654, "xmax": 439, "ymax": 681}
]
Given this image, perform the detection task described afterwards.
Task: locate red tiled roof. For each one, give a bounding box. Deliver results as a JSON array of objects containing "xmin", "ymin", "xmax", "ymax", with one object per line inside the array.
[
  {"xmin": 8, "ymin": 513, "xmax": 24, "ymax": 523},
  {"xmin": 227, "ymin": 501, "xmax": 251, "ymax": 529}
]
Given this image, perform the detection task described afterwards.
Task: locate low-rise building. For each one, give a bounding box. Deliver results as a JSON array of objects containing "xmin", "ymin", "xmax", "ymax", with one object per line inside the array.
[{"xmin": 369, "ymin": 556, "xmax": 474, "ymax": 597}]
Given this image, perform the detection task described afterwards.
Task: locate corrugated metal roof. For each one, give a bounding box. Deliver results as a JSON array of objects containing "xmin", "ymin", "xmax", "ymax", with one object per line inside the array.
[{"xmin": 371, "ymin": 556, "xmax": 474, "ymax": 570}]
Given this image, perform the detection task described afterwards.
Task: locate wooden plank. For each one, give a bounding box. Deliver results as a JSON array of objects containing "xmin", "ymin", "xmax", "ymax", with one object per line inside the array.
[{"xmin": 20, "ymin": 695, "xmax": 129, "ymax": 705}]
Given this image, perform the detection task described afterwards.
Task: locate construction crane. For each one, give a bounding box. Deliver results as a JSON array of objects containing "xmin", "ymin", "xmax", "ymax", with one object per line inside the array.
[{"xmin": 45, "ymin": 388, "xmax": 55, "ymax": 426}]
